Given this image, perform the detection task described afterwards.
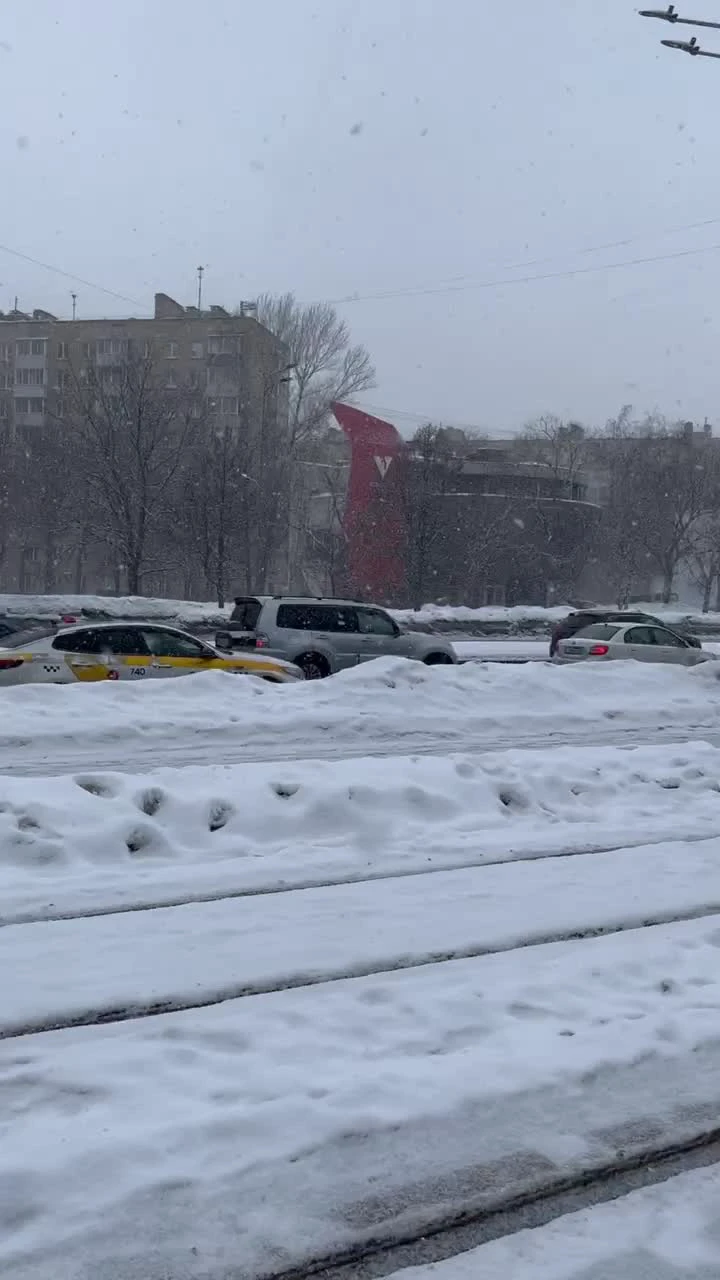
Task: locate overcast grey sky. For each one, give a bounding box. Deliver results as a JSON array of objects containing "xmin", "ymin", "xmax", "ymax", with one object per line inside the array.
[{"xmin": 1, "ymin": 0, "xmax": 719, "ymax": 434}]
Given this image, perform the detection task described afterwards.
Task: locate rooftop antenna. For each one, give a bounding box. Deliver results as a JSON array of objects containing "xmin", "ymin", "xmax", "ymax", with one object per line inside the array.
[
  {"xmin": 71, "ymin": 292, "xmax": 77, "ymax": 320},
  {"xmin": 197, "ymin": 265, "xmax": 204, "ymax": 312}
]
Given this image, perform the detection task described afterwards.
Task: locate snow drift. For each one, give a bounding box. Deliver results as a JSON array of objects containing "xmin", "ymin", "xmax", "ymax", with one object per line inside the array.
[{"xmin": 3, "ymin": 739, "xmax": 720, "ymax": 920}]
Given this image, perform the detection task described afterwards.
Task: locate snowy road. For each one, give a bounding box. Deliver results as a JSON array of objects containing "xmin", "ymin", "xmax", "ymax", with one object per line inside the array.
[
  {"xmin": 3, "ymin": 716, "xmax": 720, "ymax": 776},
  {"xmin": 5, "ymin": 658, "xmax": 720, "ymax": 1277}
]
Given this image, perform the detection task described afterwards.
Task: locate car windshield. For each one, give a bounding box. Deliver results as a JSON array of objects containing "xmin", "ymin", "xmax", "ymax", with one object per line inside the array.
[
  {"xmin": 0, "ymin": 629, "xmax": 54, "ymax": 648},
  {"xmin": 229, "ymin": 601, "xmax": 263, "ymax": 629}
]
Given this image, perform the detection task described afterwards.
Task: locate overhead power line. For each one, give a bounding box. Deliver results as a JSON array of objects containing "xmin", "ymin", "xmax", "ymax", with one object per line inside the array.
[
  {"xmin": 328, "ymin": 240, "xmax": 720, "ymax": 306},
  {"xmin": 0, "ymin": 242, "xmax": 145, "ymax": 309}
]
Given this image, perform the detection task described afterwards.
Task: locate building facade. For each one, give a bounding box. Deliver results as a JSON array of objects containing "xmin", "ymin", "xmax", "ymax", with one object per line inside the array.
[{"xmin": 0, "ymin": 292, "xmax": 289, "ymax": 594}]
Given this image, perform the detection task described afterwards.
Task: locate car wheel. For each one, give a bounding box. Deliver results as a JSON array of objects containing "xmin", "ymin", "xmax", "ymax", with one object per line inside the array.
[
  {"xmin": 296, "ymin": 652, "xmax": 331, "ymax": 680},
  {"xmin": 423, "ymin": 652, "xmax": 453, "ymax": 665}
]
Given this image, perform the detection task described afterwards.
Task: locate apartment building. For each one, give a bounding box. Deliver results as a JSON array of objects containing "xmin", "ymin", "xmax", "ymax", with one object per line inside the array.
[
  {"xmin": 0, "ymin": 291, "xmax": 289, "ymax": 437},
  {"xmin": 0, "ymin": 291, "xmax": 290, "ymax": 595}
]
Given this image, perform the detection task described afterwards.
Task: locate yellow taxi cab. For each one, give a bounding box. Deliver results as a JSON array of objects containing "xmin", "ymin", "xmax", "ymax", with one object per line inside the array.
[{"xmin": 0, "ymin": 621, "xmax": 304, "ymax": 686}]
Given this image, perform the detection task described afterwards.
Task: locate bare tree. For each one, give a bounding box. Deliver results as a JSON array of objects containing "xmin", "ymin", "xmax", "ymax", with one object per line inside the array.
[
  {"xmin": 255, "ymin": 293, "xmax": 375, "ymax": 447},
  {"xmin": 683, "ymin": 448, "xmax": 720, "ymax": 611},
  {"xmin": 64, "ymin": 350, "xmax": 197, "ymax": 594},
  {"xmin": 522, "ymin": 415, "xmax": 587, "ymax": 489},
  {"xmin": 630, "ymin": 419, "xmax": 711, "ymax": 603},
  {"xmin": 183, "ymin": 420, "xmax": 253, "ymax": 607},
  {"xmin": 521, "ymin": 416, "xmax": 597, "ymax": 599},
  {"xmin": 253, "ymin": 294, "xmax": 375, "ymax": 591},
  {"xmin": 403, "ymin": 424, "xmax": 458, "ymax": 608}
]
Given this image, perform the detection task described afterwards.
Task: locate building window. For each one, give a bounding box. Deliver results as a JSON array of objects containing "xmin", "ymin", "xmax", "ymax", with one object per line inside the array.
[
  {"xmin": 166, "ymin": 341, "xmax": 179, "ymax": 359},
  {"xmin": 55, "ymin": 370, "xmax": 72, "ymax": 390},
  {"xmin": 208, "ymin": 335, "xmax": 236, "ymax": 356},
  {"xmin": 15, "ymin": 367, "xmax": 45, "ymax": 386},
  {"xmin": 82, "ymin": 342, "xmax": 92, "ymax": 360},
  {"xmin": 0, "ymin": 343, "xmax": 12, "ymax": 362},
  {"xmin": 24, "ymin": 546, "xmax": 40, "ymax": 563},
  {"xmin": 191, "ymin": 341, "xmax": 204, "ymax": 359},
  {"xmin": 144, "ymin": 341, "xmax": 152, "ymax": 359},
  {"xmin": 216, "ymin": 396, "xmax": 239, "ymax": 415},
  {"xmin": 57, "ymin": 342, "xmax": 67, "ymax": 360},
  {"xmin": 31, "ymin": 339, "xmax": 47, "ymax": 356},
  {"xmin": 165, "ymin": 369, "xmax": 178, "ymax": 389},
  {"xmin": 15, "ymin": 340, "xmax": 31, "ymax": 356},
  {"xmin": 0, "ymin": 372, "xmax": 12, "ymax": 390},
  {"xmin": 0, "ymin": 399, "xmax": 8, "ymax": 419},
  {"xmin": 96, "ymin": 337, "xmax": 125, "ymax": 357},
  {"xmin": 55, "ymin": 398, "xmax": 65, "ymax": 419},
  {"xmin": 15, "ymin": 397, "xmax": 46, "ymax": 415}
]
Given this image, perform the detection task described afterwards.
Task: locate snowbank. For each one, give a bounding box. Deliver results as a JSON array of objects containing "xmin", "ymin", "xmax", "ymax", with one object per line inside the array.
[
  {"xmin": 4, "ymin": 741, "xmax": 720, "ymax": 921},
  {"xmin": 0, "ymin": 591, "xmax": 231, "ymax": 627},
  {"xmin": 0, "ymin": 658, "xmax": 717, "ymax": 767},
  {"xmin": 392, "ymin": 600, "xmax": 720, "ymax": 630}
]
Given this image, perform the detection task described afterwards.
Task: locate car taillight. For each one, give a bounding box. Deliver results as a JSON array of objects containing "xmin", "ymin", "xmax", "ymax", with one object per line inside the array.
[
  {"xmin": 589, "ymin": 644, "xmax": 609, "ymax": 656},
  {"xmin": 0, "ymin": 659, "xmax": 24, "ymax": 670},
  {"xmin": 255, "ymin": 633, "xmax": 269, "ymax": 649}
]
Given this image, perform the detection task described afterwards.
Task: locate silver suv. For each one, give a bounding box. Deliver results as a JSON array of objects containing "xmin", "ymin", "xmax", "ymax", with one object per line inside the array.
[{"xmin": 215, "ymin": 596, "xmax": 457, "ymax": 679}]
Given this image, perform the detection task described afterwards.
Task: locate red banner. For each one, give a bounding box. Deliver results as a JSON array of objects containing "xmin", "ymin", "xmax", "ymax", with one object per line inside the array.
[{"xmin": 331, "ymin": 403, "xmax": 407, "ymax": 601}]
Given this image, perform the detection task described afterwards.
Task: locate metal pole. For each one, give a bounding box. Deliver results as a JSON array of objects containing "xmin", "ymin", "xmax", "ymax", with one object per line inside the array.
[
  {"xmin": 197, "ymin": 266, "xmax": 204, "ymax": 312},
  {"xmin": 639, "ymin": 7, "xmax": 720, "ymax": 56}
]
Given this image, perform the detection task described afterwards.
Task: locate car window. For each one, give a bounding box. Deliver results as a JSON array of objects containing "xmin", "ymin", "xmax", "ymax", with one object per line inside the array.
[
  {"xmin": 3, "ymin": 629, "xmax": 54, "ymax": 648},
  {"xmin": 52, "ymin": 628, "xmax": 104, "ymax": 654},
  {"xmin": 95, "ymin": 628, "xmax": 150, "ymax": 655},
  {"xmin": 141, "ymin": 628, "xmax": 208, "ymax": 658},
  {"xmin": 357, "ymin": 608, "xmax": 397, "ymax": 637},
  {"xmin": 573, "ymin": 623, "xmax": 621, "ymax": 640},
  {"xmin": 230, "ymin": 599, "xmax": 263, "ymax": 629},
  {"xmin": 625, "ymin": 626, "xmax": 654, "ymax": 646},
  {"xmin": 649, "ymin": 627, "xmax": 685, "ymax": 648},
  {"xmin": 276, "ymin": 604, "xmax": 359, "ymax": 633}
]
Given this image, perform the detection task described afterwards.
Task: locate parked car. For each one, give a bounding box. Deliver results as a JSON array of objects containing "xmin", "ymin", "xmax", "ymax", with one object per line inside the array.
[
  {"xmin": 555, "ymin": 621, "xmax": 710, "ymax": 666},
  {"xmin": 549, "ymin": 609, "xmax": 701, "ymax": 657},
  {"xmin": 216, "ymin": 596, "xmax": 457, "ymax": 679},
  {"xmin": 0, "ymin": 622, "xmax": 303, "ymax": 687}
]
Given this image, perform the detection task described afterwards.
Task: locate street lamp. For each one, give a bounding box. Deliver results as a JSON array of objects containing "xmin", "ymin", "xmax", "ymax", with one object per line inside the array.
[{"xmin": 639, "ymin": 5, "xmax": 720, "ymax": 58}]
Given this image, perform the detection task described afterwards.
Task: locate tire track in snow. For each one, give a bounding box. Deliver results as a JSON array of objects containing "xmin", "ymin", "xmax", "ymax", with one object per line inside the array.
[
  {"xmin": 7, "ymin": 827, "xmax": 720, "ymax": 927},
  {"xmin": 5, "ymin": 897, "xmax": 720, "ymax": 1042},
  {"xmin": 1, "ymin": 718, "xmax": 719, "ymax": 776},
  {"xmin": 269, "ymin": 1130, "xmax": 720, "ymax": 1280}
]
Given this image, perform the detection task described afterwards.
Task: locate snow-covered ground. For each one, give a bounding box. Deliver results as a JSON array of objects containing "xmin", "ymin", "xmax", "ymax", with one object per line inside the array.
[
  {"xmin": 387, "ymin": 1164, "xmax": 720, "ymax": 1279},
  {"xmin": 1, "ymin": 656, "xmax": 720, "ymax": 779},
  {"xmin": 7, "ymin": 916, "xmax": 720, "ymax": 1277},
  {"xmin": 0, "ymin": 591, "xmax": 230, "ymax": 626},
  {"xmin": 454, "ymin": 638, "xmax": 550, "ymax": 659},
  {"xmin": 4, "ymin": 589, "xmax": 720, "ymax": 634},
  {"xmin": 393, "ymin": 600, "xmax": 720, "ymax": 628},
  {"xmin": 9, "ymin": 838, "xmax": 720, "ymax": 1034},
  {"xmin": 6, "ymin": 649, "xmax": 720, "ymax": 1277},
  {"xmin": 4, "ymin": 742, "xmax": 720, "ymax": 922}
]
